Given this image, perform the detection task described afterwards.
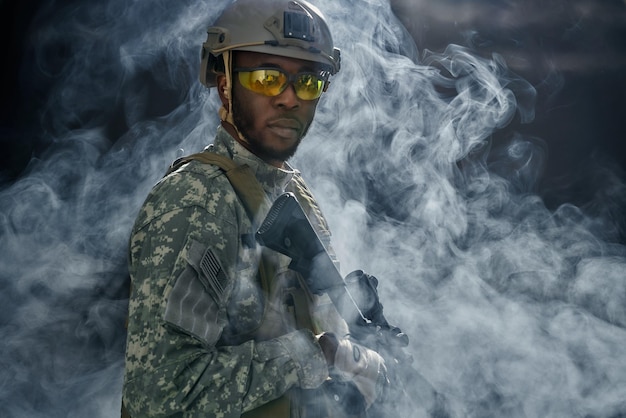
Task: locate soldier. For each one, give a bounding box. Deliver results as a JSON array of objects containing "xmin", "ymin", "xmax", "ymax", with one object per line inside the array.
[{"xmin": 122, "ymin": 0, "xmax": 388, "ymax": 417}]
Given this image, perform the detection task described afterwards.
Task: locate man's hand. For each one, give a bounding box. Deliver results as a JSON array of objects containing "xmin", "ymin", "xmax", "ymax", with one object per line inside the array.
[{"xmin": 317, "ymin": 333, "xmax": 388, "ymax": 408}]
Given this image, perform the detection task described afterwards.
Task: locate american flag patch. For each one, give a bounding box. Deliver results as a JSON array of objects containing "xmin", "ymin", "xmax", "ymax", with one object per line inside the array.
[{"xmin": 199, "ymin": 248, "xmax": 228, "ymax": 303}]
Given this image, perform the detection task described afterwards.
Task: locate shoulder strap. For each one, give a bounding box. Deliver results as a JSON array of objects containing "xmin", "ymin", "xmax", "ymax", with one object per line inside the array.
[{"xmin": 167, "ymin": 152, "xmax": 270, "ymax": 226}]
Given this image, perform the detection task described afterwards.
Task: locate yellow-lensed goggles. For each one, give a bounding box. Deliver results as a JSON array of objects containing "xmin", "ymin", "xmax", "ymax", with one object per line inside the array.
[{"xmin": 234, "ymin": 67, "xmax": 330, "ymax": 100}]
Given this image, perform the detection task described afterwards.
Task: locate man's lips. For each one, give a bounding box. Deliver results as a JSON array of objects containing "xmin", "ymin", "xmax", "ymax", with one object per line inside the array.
[{"xmin": 267, "ymin": 118, "xmax": 303, "ymax": 139}]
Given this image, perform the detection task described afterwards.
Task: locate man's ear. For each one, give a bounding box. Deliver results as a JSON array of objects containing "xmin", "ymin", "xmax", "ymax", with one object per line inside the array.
[{"xmin": 216, "ymin": 74, "xmax": 229, "ymax": 106}]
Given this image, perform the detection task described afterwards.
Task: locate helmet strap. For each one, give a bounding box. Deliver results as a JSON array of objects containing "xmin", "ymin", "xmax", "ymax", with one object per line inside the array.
[{"xmin": 218, "ymin": 50, "xmax": 249, "ymax": 146}]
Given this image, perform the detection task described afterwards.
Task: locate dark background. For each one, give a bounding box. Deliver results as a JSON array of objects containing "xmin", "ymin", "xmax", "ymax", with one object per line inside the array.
[
  {"xmin": 2, "ymin": 0, "xmax": 626, "ymax": 241},
  {"xmin": 389, "ymin": 0, "xmax": 626, "ymax": 243}
]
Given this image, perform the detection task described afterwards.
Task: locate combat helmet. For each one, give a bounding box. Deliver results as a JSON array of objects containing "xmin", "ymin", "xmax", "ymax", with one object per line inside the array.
[{"xmin": 199, "ymin": 0, "xmax": 341, "ymax": 88}]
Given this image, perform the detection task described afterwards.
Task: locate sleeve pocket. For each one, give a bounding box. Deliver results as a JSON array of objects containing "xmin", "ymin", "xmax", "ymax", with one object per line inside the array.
[{"xmin": 163, "ymin": 239, "xmax": 230, "ymax": 346}]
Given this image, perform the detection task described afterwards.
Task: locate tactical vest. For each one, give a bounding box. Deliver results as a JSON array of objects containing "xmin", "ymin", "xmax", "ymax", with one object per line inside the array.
[{"xmin": 122, "ymin": 151, "xmax": 334, "ymax": 418}]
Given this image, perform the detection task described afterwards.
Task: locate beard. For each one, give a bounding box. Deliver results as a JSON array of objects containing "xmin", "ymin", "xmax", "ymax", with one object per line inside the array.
[{"xmin": 231, "ymin": 92, "xmax": 310, "ymax": 163}]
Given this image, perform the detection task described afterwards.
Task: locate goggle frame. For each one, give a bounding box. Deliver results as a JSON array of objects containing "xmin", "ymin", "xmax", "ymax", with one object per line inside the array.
[{"xmin": 233, "ymin": 66, "xmax": 330, "ymax": 100}]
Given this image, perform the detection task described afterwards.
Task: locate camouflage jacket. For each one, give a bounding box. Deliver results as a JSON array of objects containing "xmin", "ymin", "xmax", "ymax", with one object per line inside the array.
[{"xmin": 123, "ymin": 126, "xmax": 348, "ymax": 417}]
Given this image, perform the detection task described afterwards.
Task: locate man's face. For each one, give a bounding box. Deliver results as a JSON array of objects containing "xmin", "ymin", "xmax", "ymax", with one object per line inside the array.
[{"xmin": 224, "ymin": 51, "xmax": 323, "ymax": 165}]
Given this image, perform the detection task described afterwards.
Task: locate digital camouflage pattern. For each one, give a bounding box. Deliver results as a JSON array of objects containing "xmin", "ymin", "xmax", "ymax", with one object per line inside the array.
[{"xmin": 123, "ymin": 126, "xmax": 349, "ymax": 417}]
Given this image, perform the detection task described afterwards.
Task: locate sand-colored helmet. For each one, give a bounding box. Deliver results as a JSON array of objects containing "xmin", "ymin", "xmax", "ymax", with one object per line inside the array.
[{"xmin": 199, "ymin": 0, "xmax": 341, "ymax": 88}]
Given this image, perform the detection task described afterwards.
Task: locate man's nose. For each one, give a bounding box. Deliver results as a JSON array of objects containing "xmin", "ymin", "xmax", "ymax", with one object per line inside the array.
[{"xmin": 273, "ymin": 83, "xmax": 301, "ymax": 109}]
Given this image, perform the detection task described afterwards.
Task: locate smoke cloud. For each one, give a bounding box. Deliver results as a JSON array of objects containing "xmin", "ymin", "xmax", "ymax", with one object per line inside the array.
[{"xmin": 1, "ymin": 0, "xmax": 625, "ymax": 417}]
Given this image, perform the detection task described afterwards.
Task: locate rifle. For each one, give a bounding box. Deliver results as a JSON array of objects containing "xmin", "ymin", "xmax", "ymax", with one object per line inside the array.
[{"xmin": 256, "ymin": 192, "xmax": 449, "ymax": 417}]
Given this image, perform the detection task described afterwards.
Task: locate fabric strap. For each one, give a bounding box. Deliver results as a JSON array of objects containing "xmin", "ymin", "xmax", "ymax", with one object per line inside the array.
[{"xmin": 166, "ymin": 151, "xmax": 271, "ymax": 226}]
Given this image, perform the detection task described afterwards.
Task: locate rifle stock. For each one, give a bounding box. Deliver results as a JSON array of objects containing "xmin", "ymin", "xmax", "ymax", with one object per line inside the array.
[{"xmin": 256, "ymin": 192, "xmax": 369, "ymax": 327}]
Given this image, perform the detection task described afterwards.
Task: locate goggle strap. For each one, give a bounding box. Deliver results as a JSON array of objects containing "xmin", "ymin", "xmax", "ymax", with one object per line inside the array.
[{"xmin": 220, "ymin": 51, "xmax": 249, "ymax": 145}]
